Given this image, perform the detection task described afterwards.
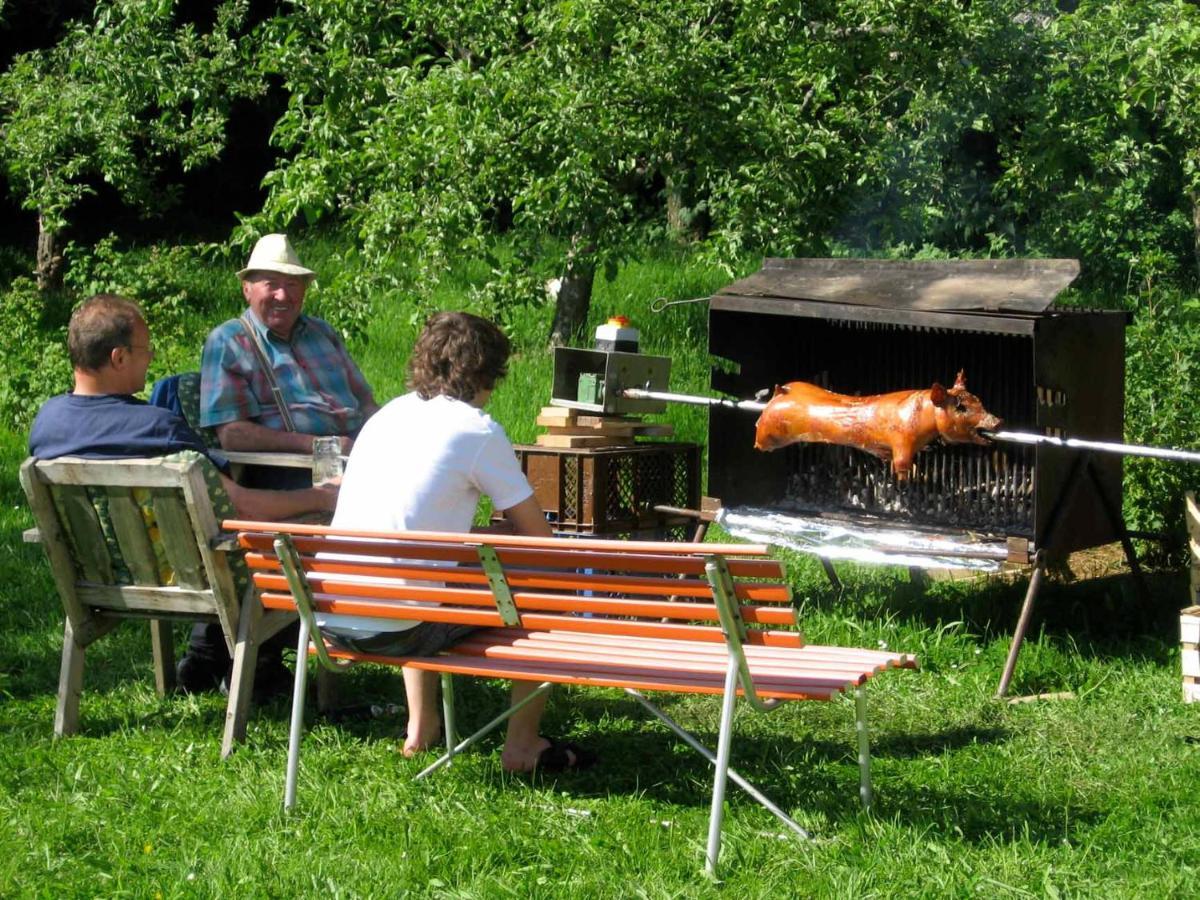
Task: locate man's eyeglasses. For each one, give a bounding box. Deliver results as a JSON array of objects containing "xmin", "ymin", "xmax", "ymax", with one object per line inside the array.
[{"xmin": 127, "ymin": 343, "xmax": 156, "ymax": 360}]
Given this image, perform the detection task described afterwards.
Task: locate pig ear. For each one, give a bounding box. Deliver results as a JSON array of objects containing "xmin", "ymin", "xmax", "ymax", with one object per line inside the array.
[
  {"xmin": 930, "ymin": 382, "xmax": 948, "ymax": 407},
  {"xmin": 776, "ymin": 383, "xmax": 789, "ymax": 396},
  {"xmin": 954, "ymin": 370, "xmax": 967, "ymax": 389}
]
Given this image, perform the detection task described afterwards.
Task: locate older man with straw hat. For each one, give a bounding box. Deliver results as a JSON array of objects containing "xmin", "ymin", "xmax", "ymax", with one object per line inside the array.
[
  {"xmin": 199, "ymin": 233, "xmax": 379, "ymax": 488},
  {"xmin": 180, "ymin": 235, "xmax": 380, "ymax": 695}
]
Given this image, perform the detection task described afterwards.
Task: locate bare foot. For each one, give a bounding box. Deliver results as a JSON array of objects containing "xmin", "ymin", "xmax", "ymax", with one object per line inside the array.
[
  {"xmin": 500, "ymin": 735, "xmax": 551, "ymax": 772},
  {"xmin": 402, "ymin": 727, "xmax": 441, "ymax": 758}
]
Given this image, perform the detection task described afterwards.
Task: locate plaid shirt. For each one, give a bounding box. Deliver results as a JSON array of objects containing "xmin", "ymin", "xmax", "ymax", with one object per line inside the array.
[{"xmin": 199, "ymin": 312, "xmax": 376, "ymax": 436}]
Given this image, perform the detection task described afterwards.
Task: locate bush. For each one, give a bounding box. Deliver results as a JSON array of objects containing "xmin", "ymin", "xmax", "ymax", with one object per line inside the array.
[
  {"xmin": 64, "ymin": 235, "xmax": 239, "ymax": 377},
  {"xmin": 0, "ymin": 278, "xmax": 72, "ymax": 430},
  {"xmin": 1122, "ymin": 286, "xmax": 1200, "ymax": 553}
]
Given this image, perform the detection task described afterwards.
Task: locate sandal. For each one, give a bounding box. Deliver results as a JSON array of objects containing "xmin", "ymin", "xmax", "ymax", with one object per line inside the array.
[{"xmin": 536, "ymin": 736, "xmax": 598, "ymax": 773}]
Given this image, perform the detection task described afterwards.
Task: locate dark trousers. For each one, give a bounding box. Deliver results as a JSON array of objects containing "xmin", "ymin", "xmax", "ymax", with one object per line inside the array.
[{"xmin": 184, "ymin": 620, "xmax": 300, "ymax": 674}]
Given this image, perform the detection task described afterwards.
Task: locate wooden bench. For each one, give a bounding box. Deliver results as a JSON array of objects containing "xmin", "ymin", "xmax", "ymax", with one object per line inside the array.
[
  {"xmin": 20, "ymin": 456, "xmax": 293, "ymax": 756},
  {"xmin": 228, "ymin": 519, "xmax": 918, "ymax": 874}
]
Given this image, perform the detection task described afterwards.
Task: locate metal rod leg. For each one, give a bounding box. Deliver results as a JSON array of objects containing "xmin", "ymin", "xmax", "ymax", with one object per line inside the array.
[
  {"xmin": 416, "ymin": 682, "xmax": 553, "ymax": 780},
  {"xmin": 855, "ymin": 689, "xmax": 872, "ymax": 812},
  {"xmin": 441, "ymin": 673, "xmax": 457, "ymax": 765},
  {"xmin": 625, "ymin": 689, "xmax": 810, "ymax": 841},
  {"xmin": 284, "ymin": 617, "xmax": 311, "ymax": 810},
  {"xmin": 819, "ymin": 557, "xmax": 843, "ymax": 599},
  {"xmin": 705, "ymin": 657, "xmax": 740, "ymax": 877},
  {"xmin": 996, "ymin": 555, "xmax": 1045, "ymax": 698}
]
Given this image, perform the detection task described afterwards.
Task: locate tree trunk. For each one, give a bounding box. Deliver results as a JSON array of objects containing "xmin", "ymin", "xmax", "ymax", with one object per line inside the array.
[
  {"xmin": 549, "ymin": 236, "xmax": 596, "ymax": 347},
  {"xmin": 666, "ymin": 174, "xmax": 687, "ymax": 241},
  {"xmin": 35, "ymin": 213, "xmax": 64, "ymax": 293},
  {"xmin": 665, "ymin": 171, "xmax": 709, "ymax": 244}
]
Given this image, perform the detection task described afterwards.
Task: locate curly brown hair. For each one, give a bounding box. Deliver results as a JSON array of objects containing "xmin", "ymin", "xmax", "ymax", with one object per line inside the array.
[{"xmin": 408, "ymin": 311, "xmax": 510, "ymax": 402}]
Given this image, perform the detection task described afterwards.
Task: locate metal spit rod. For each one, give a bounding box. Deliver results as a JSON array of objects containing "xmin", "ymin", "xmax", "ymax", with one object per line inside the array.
[
  {"xmin": 620, "ymin": 387, "xmax": 1200, "ymax": 465},
  {"xmin": 622, "ymin": 387, "xmax": 767, "ymax": 413}
]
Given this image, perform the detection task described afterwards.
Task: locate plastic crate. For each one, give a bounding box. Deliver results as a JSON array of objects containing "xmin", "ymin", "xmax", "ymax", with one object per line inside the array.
[{"xmin": 507, "ymin": 442, "xmax": 701, "ymax": 537}]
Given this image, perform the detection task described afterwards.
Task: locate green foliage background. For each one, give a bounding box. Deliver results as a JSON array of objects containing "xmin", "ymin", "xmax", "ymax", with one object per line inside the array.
[{"xmin": 3, "ymin": 0, "xmax": 1200, "ymax": 536}]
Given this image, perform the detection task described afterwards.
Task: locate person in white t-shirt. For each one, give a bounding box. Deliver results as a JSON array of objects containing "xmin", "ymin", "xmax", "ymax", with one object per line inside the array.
[{"xmin": 327, "ymin": 312, "xmax": 593, "ymax": 773}]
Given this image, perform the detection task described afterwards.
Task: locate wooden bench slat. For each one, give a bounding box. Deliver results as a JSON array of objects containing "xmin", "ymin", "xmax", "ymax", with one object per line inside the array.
[
  {"xmin": 152, "ymin": 491, "xmax": 206, "ymax": 589},
  {"xmin": 251, "ymin": 573, "xmax": 797, "ymax": 625},
  {"xmin": 261, "ymin": 589, "xmax": 797, "ymax": 644},
  {"xmin": 247, "ymin": 554, "xmax": 792, "ymax": 603},
  {"xmin": 343, "ymin": 652, "xmax": 845, "ymax": 700},
  {"xmin": 105, "ymin": 489, "xmax": 162, "ymax": 586},
  {"xmin": 500, "ymin": 630, "xmax": 910, "ymax": 671},
  {"xmin": 497, "ymin": 628, "xmax": 808, "ymax": 654},
  {"xmin": 239, "ymin": 539, "xmax": 785, "ymax": 580},
  {"xmin": 226, "ymin": 520, "xmax": 770, "ymax": 556},
  {"xmin": 32, "ymin": 456, "xmax": 192, "ymax": 489},
  {"xmin": 76, "ymin": 584, "xmax": 227, "ymax": 616},
  {"xmin": 260, "ymin": 592, "xmax": 510, "ymax": 627},
  {"xmin": 57, "ymin": 485, "xmax": 115, "ymax": 584},
  {"xmin": 448, "ymin": 637, "xmax": 877, "ymax": 684}
]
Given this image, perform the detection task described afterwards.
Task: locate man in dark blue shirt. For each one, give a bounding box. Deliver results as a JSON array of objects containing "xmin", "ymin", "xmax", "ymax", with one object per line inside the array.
[
  {"xmin": 30, "ymin": 391, "xmax": 232, "ymax": 468},
  {"xmin": 30, "ymin": 294, "xmax": 336, "ymax": 695}
]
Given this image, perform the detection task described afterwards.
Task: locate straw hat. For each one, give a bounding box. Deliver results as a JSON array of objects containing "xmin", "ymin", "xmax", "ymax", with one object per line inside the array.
[{"xmin": 236, "ymin": 234, "xmax": 316, "ymax": 281}]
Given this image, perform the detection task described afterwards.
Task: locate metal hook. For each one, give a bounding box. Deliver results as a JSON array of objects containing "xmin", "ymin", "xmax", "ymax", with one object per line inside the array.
[{"xmin": 650, "ymin": 295, "xmax": 710, "ymax": 314}]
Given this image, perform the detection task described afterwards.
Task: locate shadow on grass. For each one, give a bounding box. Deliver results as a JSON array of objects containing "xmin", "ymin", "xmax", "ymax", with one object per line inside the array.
[
  {"xmin": 31, "ymin": 669, "xmax": 1108, "ymax": 848},
  {"xmin": 807, "ymin": 560, "xmax": 1184, "ymax": 661}
]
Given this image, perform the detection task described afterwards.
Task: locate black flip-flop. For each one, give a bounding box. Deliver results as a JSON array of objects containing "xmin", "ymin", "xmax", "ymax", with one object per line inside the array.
[{"xmin": 536, "ymin": 736, "xmax": 598, "ymax": 773}]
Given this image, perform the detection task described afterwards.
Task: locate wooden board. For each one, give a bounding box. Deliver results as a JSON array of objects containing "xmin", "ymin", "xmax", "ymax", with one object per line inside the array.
[
  {"xmin": 542, "ymin": 422, "xmax": 640, "ymax": 437},
  {"xmin": 535, "ymin": 434, "xmax": 629, "ymax": 449},
  {"xmin": 1188, "ymin": 492, "xmax": 1200, "ymax": 605},
  {"xmin": 713, "ymin": 257, "xmax": 1080, "ymax": 314},
  {"xmin": 544, "ymin": 424, "xmax": 674, "ymax": 437}
]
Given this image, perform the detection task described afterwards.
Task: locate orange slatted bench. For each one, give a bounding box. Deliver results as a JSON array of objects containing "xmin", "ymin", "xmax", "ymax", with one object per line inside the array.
[{"xmin": 226, "ymin": 520, "xmax": 918, "ymax": 874}]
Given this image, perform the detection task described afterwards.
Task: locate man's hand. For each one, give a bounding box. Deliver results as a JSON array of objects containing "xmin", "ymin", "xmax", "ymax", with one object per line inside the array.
[
  {"xmin": 502, "ymin": 496, "xmax": 553, "ymax": 538},
  {"xmin": 216, "ymin": 420, "xmax": 353, "ymax": 455},
  {"xmin": 309, "ymin": 483, "xmax": 340, "ymax": 513}
]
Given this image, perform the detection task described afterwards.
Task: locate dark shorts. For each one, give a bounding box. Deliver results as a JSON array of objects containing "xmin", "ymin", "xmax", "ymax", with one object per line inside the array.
[{"xmin": 324, "ymin": 622, "xmax": 478, "ymax": 658}]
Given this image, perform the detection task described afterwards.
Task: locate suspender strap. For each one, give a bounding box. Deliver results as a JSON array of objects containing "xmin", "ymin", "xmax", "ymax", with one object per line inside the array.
[{"xmin": 239, "ymin": 313, "xmax": 297, "ymax": 432}]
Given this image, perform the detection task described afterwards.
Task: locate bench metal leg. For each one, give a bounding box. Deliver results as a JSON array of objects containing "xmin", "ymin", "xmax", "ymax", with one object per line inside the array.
[
  {"xmin": 441, "ymin": 673, "xmax": 457, "ymax": 765},
  {"xmin": 705, "ymin": 656, "xmax": 740, "ymax": 876},
  {"xmin": 284, "ymin": 617, "xmax": 312, "ymax": 810},
  {"xmin": 416, "ymin": 681, "xmax": 553, "ymax": 781},
  {"xmin": 624, "ymin": 689, "xmax": 810, "ymax": 840},
  {"xmin": 855, "ymin": 688, "xmax": 872, "ymax": 812}
]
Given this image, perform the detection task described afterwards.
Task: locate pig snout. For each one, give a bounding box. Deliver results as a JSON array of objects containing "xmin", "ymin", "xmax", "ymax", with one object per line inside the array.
[{"xmin": 940, "ymin": 402, "xmax": 1002, "ymax": 446}]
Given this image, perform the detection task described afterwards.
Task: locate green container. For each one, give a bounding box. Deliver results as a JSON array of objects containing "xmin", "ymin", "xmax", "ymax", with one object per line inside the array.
[{"xmin": 576, "ymin": 372, "xmax": 605, "ymax": 406}]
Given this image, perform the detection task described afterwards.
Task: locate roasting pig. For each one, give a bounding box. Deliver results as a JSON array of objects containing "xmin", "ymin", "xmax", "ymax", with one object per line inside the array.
[{"xmin": 753, "ymin": 370, "xmax": 1001, "ymax": 480}]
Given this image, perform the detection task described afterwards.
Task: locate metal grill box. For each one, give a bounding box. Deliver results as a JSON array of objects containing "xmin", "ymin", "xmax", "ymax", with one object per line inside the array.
[
  {"xmin": 706, "ymin": 257, "xmax": 1129, "ymax": 555},
  {"xmin": 551, "ymin": 347, "xmax": 672, "ymax": 415},
  {"xmin": 506, "ymin": 443, "xmax": 701, "ymax": 537}
]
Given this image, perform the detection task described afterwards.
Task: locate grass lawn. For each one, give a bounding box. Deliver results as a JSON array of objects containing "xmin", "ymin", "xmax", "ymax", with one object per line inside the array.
[{"xmin": 2, "ymin": 249, "xmax": 1199, "ymax": 896}]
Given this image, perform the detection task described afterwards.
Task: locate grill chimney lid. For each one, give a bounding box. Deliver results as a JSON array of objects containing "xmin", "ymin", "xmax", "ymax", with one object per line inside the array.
[{"xmin": 714, "ymin": 258, "xmax": 1080, "ymax": 315}]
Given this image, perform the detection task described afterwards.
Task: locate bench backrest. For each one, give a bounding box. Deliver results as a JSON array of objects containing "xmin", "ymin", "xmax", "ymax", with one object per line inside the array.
[
  {"xmin": 21, "ymin": 456, "xmax": 241, "ymax": 635},
  {"xmin": 227, "ymin": 520, "xmax": 802, "ymax": 649}
]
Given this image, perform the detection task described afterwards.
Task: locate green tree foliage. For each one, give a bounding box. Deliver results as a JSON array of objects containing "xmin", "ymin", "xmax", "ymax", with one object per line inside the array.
[
  {"xmin": 994, "ymin": 1, "xmax": 1200, "ymax": 291},
  {"xmin": 0, "ymin": 0, "xmax": 261, "ymax": 290},
  {"xmin": 250, "ymin": 1, "xmax": 1030, "ymax": 340}
]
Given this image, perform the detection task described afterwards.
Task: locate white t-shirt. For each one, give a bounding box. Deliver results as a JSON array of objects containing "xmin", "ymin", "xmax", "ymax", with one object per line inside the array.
[{"xmin": 319, "ymin": 391, "xmax": 534, "ymax": 635}]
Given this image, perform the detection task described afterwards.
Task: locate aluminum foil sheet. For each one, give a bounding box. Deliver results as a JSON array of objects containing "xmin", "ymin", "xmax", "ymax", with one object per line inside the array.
[{"xmin": 717, "ymin": 506, "xmax": 1004, "ymax": 572}]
